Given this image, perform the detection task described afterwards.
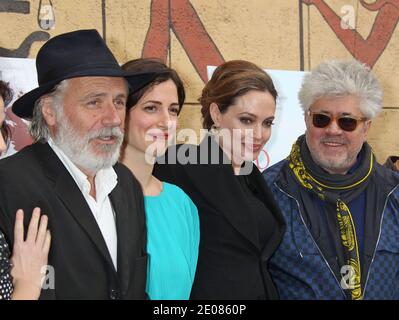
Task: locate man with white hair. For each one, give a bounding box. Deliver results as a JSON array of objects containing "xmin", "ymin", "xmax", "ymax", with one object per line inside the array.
[
  {"xmin": 263, "ymin": 59, "xmax": 399, "ymax": 300},
  {"xmin": 0, "ymin": 29, "xmax": 155, "ymax": 299}
]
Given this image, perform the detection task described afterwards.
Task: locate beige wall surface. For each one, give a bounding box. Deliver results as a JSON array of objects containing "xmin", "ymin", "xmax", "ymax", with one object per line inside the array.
[{"xmin": 1, "ymin": 0, "xmax": 398, "ymax": 162}]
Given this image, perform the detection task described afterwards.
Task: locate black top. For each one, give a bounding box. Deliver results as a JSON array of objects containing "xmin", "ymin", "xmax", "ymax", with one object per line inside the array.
[
  {"xmin": 235, "ymin": 175, "xmax": 276, "ymax": 249},
  {"xmin": 154, "ymin": 136, "xmax": 286, "ymax": 300},
  {"xmin": 0, "ymin": 231, "xmax": 12, "ymax": 300}
]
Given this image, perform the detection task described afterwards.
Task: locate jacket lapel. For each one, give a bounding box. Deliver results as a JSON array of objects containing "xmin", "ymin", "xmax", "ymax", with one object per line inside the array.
[
  {"xmin": 109, "ymin": 182, "xmax": 130, "ymax": 295},
  {"xmin": 250, "ymin": 169, "xmax": 286, "ymax": 260},
  {"xmin": 34, "ymin": 143, "xmax": 116, "ymax": 271},
  {"xmin": 194, "ymin": 136, "xmax": 261, "ymax": 249}
]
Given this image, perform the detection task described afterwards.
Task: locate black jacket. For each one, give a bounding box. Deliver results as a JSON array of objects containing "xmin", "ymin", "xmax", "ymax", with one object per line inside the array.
[
  {"xmin": 0, "ymin": 142, "xmax": 147, "ymax": 300},
  {"xmin": 154, "ymin": 136, "xmax": 285, "ymax": 299}
]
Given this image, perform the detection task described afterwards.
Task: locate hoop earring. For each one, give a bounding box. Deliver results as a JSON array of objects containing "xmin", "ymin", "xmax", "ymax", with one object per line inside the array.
[{"xmin": 209, "ymin": 124, "xmax": 220, "ymax": 136}]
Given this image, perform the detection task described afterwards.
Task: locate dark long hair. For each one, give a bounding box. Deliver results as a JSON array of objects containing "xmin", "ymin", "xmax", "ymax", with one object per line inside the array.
[
  {"xmin": 0, "ymin": 80, "xmax": 13, "ymax": 144},
  {"xmin": 122, "ymin": 58, "xmax": 185, "ymax": 114}
]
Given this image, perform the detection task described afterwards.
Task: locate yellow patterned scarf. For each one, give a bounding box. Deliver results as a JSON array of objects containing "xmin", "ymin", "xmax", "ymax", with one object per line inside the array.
[{"xmin": 288, "ymin": 139, "xmax": 373, "ymax": 300}]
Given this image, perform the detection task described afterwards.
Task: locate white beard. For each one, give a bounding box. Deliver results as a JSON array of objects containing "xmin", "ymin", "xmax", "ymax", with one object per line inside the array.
[{"xmin": 53, "ymin": 116, "xmax": 123, "ymax": 175}]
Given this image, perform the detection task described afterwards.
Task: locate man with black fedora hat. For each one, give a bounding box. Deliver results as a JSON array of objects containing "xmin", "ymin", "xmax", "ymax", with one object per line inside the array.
[{"xmin": 0, "ymin": 29, "xmax": 155, "ymax": 299}]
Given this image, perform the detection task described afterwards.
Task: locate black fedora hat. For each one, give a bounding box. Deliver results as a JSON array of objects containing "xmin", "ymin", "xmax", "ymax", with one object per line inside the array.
[{"xmin": 12, "ymin": 29, "xmax": 156, "ymax": 119}]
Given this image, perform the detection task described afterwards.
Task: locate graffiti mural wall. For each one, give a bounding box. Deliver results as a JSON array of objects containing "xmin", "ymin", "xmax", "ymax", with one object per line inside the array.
[{"xmin": 1, "ymin": 0, "xmax": 398, "ymax": 162}]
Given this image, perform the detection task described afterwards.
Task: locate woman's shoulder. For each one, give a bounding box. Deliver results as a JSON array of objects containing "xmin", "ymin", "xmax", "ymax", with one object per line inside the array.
[
  {"xmin": 162, "ymin": 182, "xmax": 192, "ymax": 200},
  {"xmin": 163, "ymin": 183, "xmax": 197, "ymax": 210}
]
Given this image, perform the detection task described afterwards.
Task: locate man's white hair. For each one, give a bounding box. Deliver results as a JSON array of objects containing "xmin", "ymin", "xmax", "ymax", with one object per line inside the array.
[
  {"xmin": 29, "ymin": 78, "xmax": 124, "ymax": 174},
  {"xmin": 298, "ymin": 59, "xmax": 383, "ymax": 119},
  {"xmin": 29, "ymin": 79, "xmax": 69, "ymax": 142}
]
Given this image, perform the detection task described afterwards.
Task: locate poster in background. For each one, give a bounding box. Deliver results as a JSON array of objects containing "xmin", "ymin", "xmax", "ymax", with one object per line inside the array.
[
  {"xmin": 0, "ymin": 57, "xmax": 36, "ymax": 158},
  {"xmin": 1, "ymin": 57, "xmax": 308, "ymax": 170}
]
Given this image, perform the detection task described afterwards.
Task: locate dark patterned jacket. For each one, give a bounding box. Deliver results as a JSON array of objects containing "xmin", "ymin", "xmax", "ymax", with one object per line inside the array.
[
  {"xmin": 0, "ymin": 231, "xmax": 12, "ymax": 300},
  {"xmin": 263, "ymin": 159, "xmax": 399, "ymax": 300}
]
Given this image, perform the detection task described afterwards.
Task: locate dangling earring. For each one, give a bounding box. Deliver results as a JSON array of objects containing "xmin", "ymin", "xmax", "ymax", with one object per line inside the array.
[{"xmin": 209, "ymin": 124, "xmax": 220, "ymax": 136}]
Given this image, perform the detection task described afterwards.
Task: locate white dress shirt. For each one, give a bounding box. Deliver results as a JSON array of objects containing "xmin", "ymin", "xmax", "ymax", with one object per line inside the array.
[{"xmin": 48, "ymin": 138, "xmax": 118, "ymax": 270}]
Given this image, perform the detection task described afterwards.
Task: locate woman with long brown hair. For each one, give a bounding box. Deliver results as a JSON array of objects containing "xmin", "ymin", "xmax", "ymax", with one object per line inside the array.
[
  {"xmin": 120, "ymin": 59, "xmax": 199, "ymax": 300},
  {"xmin": 154, "ymin": 60, "xmax": 285, "ymax": 299}
]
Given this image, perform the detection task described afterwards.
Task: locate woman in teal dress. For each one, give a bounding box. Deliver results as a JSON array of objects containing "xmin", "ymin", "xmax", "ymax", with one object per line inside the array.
[{"xmin": 120, "ymin": 59, "xmax": 199, "ymax": 300}]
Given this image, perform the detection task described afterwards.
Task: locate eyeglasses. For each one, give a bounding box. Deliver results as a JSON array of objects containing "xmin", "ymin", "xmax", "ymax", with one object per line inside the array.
[{"xmin": 307, "ymin": 111, "xmax": 368, "ymax": 132}]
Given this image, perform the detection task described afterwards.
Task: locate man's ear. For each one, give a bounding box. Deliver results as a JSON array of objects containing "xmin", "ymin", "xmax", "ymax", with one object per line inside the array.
[
  {"xmin": 41, "ymin": 97, "xmax": 57, "ymax": 127},
  {"xmin": 209, "ymin": 103, "xmax": 222, "ymax": 127},
  {"xmin": 363, "ymin": 119, "xmax": 372, "ymax": 137}
]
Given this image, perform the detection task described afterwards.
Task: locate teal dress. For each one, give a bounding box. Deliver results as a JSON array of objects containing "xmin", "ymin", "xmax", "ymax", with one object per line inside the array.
[{"xmin": 144, "ymin": 182, "xmax": 199, "ymax": 300}]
